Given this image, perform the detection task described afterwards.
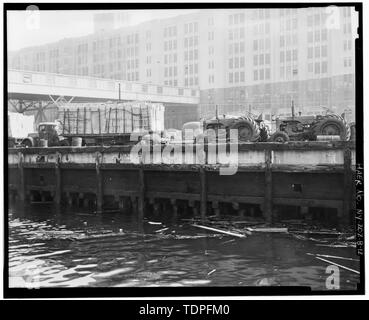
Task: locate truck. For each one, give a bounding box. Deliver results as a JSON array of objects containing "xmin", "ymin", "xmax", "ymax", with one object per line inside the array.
[
  {"xmin": 19, "ymin": 101, "xmax": 166, "ymax": 147},
  {"xmin": 8, "ymin": 112, "xmax": 35, "ymax": 148}
]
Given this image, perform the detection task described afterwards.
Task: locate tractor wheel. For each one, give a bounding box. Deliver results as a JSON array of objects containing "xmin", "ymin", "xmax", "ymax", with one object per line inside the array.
[
  {"xmin": 21, "ymin": 139, "xmax": 33, "ymax": 148},
  {"xmin": 269, "ymin": 131, "xmax": 290, "ymax": 143},
  {"xmin": 229, "ymin": 116, "xmax": 260, "ymax": 142},
  {"xmin": 59, "ymin": 139, "xmax": 70, "ymax": 147},
  {"xmin": 314, "ymin": 115, "xmax": 350, "ymax": 141}
]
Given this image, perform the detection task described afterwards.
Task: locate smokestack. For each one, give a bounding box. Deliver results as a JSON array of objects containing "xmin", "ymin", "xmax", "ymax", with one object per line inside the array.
[{"xmin": 291, "ymin": 100, "xmax": 295, "ymax": 119}]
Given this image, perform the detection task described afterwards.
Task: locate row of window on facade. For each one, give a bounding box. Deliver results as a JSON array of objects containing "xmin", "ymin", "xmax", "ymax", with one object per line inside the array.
[
  {"xmin": 307, "ymin": 61, "xmax": 328, "ymax": 74},
  {"xmin": 229, "ymin": 13, "xmax": 246, "ymax": 26},
  {"xmin": 253, "ymin": 38, "xmax": 271, "ymax": 51},
  {"xmin": 280, "ymin": 34, "xmax": 299, "ymax": 47},
  {"xmin": 280, "ymin": 18, "xmax": 298, "ymax": 32},
  {"xmin": 184, "ymin": 36, "xmax": 199, "ymax": 48},
  {"xmin": 164, "ymin": 26, "xmax": 177, "ymax": 38},
  {"xmin": 126, "ymin": 46, "xmax": 139, "ymax": 57},
  {"xmin": 307, "ymin": 29, "xmax": 328, "ymax": 43},
  {"xmin": 164, "ymin": 66, "xmax": 178, "ymax": 77},
  {"xmin": 229, "ymin": 71, "xmax": 248, "ymax": 83},
  {"xmin": 229, "ymin": 27, "xmax": 246, "ymax": 41},
  {"xmin": 184, "ymin": 22, "xmax": 198, "ymax": 34},
  {"xmin": 127, "ymin": 33, "xmax": 139, "ymax": 45},
  {"xmin": 164, "ymin": 53, "xmax": 178, "ymax": 65},
  {"xmin": 229, "ymin": 56, "xmax": 246, "ymax": 69},
  {"xmin": 164, "ymin": 39, "xmax": 178, "ymax": 51},
  {"xmin": 230, "ymin": 42, "xmax": 246, "ymax": 55},
  {"xmin": 127, "ymin": 59, "xmax": 139, "ymax": 70},
  {"xmin": 184, "ymin": 50, "xmax": 199, "ymax": 61},
  {"xmin": 307, "ymin": 45, "xmax": 328, "ymax": 59},
  {"xmin": 184, "ymin": 77, "xmax": 198, "ymax": 86},
  {"xmin": 253, "ymin": 69, "xmax": 271, "ymax": 81}
]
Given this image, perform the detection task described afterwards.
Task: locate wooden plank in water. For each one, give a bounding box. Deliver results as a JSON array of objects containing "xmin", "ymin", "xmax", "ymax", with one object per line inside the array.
[{"xmin": 191, "ymin": 224, "xmax": 246, "ymax": 238}]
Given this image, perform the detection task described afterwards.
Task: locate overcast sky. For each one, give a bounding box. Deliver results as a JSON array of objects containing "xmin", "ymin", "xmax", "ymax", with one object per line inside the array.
[{"xmin": 7, "ymin": 9, "xmax": 197, "ymax": 51}]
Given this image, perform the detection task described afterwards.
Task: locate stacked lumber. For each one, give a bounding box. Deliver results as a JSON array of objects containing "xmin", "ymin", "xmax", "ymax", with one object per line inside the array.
[{"xmin": 58, "ymin": 101, "xmax": 165, "ymax": 135}]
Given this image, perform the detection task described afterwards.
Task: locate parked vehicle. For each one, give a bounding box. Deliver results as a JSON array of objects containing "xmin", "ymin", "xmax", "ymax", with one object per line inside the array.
[{"xmin": 20, "ymin": 101, "xmax": 165, "ymax": 147}]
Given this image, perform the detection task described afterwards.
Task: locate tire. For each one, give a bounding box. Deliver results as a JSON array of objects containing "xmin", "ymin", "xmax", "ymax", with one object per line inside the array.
[
  {"xmin": 229, "ymin": 116, "xmax": 260, "ymax": 142},
  {"xmin": 21, "ymin": 139, "xmax": 33, "ymax": 148},
  {"xmin": 314, "ymin": 115, "xmax": 350, "ymax": 141},
  {"xmin": 59, "ymin": 139, "xmax": 70, "ymax": 147},
  {"xmin": 269, "ymin": 131, "xmax": 290, "ymax": 143}
]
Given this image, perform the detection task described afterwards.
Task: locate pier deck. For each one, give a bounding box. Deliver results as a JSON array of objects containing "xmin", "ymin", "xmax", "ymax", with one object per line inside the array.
[{"xmin": 8, "ymin": 141, "xmax": 356, "ymax": 226}]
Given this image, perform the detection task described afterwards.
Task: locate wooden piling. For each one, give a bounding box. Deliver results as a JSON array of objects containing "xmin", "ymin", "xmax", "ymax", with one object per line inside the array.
[
  {"xmin": 199, "ymin": 166, "xmax": 207, "ymax": 221},
  {"xmin": 55, "ymin": 153, "xmax": 61, "ymax": 205},
  {"xmin": 18, "ymin": 152, "xmax": 25, "ymax": 202},
  {"xmin": 264, "ymin": 149, "xmax": 273, "ymax": 223},
  {"xmin": 171, "ymin": 199, "xmax": 178, "ymax": 220},
  {"xmin": 96, "ymin": 153, "xmax": 103, "ymax": 211},
  {"xmin": 138, "ymin": 166, "xmax": 145, "ymax": 221},
  {"xmin": 212, "ymin": 201, "xmax": 220, "ymax": 218},
  {"xmin": 342, "ymin": 148, "xmax": 352, "ymax": 226}
]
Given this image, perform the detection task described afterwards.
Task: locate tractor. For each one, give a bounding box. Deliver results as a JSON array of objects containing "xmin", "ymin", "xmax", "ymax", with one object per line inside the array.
[
  {"xmin": 269, "ymin": 113, "xmax": 351, "ymax": 142},
  {"xmin": 182, "ymin": 109, "xmax": 270, "ymax": 144}
]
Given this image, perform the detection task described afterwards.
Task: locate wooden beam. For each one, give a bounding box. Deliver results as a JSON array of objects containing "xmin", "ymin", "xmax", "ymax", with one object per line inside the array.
[
  {"xmin": 138, "ymin": 165, "xmax": 145, "ymax": 222},
  {"xmin": 264, "ymin": 149, "xmax": 273, "ymax": 223},
  {"xmin": 342, "ymin": 148, "xmax": 353, "ymax": 225},
  {"xmin": 18, "ymin": 152, "xmax": 25, "ymax": 201},
  {"xmin": 199, "ymin": 166, "xmax": 207, "ymax": 221},
  {"xmin": 54, "ymin": 152, "xmax": 62, "ymax": 205},
  {"xmin": 95, "ymin": 153, "xmax": 103, "ymax": 211}
]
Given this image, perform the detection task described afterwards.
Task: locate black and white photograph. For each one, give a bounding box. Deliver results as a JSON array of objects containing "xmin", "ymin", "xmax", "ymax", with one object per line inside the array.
[{"xmin": 3, "ymin": 2, "xmax": 364, "ymax": 298}]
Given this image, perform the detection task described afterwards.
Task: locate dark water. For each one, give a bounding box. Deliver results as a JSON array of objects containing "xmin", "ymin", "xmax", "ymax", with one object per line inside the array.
[{"xmin": 8, "ymin": 203, "xmax": 361, "ymax": 290}]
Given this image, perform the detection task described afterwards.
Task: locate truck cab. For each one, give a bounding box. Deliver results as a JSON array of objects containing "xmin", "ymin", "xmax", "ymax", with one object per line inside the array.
[{"xmin": 21, "ymin": 122, "xmax": 67, "ymax": 147}]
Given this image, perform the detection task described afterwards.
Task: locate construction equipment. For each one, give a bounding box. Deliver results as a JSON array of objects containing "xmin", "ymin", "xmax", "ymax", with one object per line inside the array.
[
  {"xmin": 18, "ymin": 101, "xmax": 165, "ymax": 147},
  {"xmin": 269, "ymin": 105, "xmax": 351, "ymax": 142},
  {"xmin": 183, "ymin": 106, "xmax": 270, "ymax": 143}
]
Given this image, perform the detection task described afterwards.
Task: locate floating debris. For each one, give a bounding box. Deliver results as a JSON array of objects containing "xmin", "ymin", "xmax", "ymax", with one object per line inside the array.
[
  {"xmin": 315, "ymin": 256, "xmax": 359, "ymax": 274},
  {"xmin": 191, "ymin": 224, "xmax": 246, "ymax": 238},
  {"xmin": 207, "ymin": 269, "xmax": 217, "ymax": 276}
]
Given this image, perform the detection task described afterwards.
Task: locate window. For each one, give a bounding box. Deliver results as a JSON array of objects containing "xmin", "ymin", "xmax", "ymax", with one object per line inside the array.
[
  {"xmin": 293, "ymin": 49, "xmax": 298, "ymax": 61},
  {"xmin": 254, "ymin": 55, "xmax": 258, "ymax": 66},
  {"xmin": 321, "ymin": 29, "xmax": 327, "ymax": 41},
  {"xmin": 259, "ymin": 54, "xmax": 264, "ymax": 65},
  {"xmin": 321, "ymin": 45, "xmax": 327, "ymax": 57},
  {"xmin": 235, "ymin": 72, "xmax": 239, "ymax": 83},
  {"xmin": 315, "ymin": 62, "xmax": 320, "ymax": 74},
  {"xmin": 235, "ymin": 57, "xmax": 239, "ymax": 68},
  {"xmin": 280, "ymin": 36, "xmax": 285, "ymax": 47},
  {"xmin": 229, "ymin": 58, "xmax": 233, "ymax": 69},
  {"xmin": 308, "ymin": 62, "xmax": 313, "ymax": 72},
  {"xmin": 315, "ymin": 30, "xmax": 320, "ymax": 42},
  {"xmin": 253, "ymin": 40, "xmax": 258, "ymax": 50},
  {"xmin": 286, "ymin": 50, "xmax": 291, "ymax": 62},
  {"xmin": 322, "ymin": 61, "xmax": 328, "ymax": 73},
  {"xmin": 280, "ymin": 51, "xmax": 284, "ymax": 63},
  {"xmin": 308, "ymin": 31, "xmax": 313, "ymax": 43},
  {"xmin": 254, "ymin": 70, "xmax": 258, "ymax": 80},
  {"xmin": 240, "ymin": 57, "xmax": 245, "ymax": 67},
  {"xmin": 265, "ymin": 53, "xmax": 270, "ymax": 64},
  {"xmin": 265, "ymin": 68, "xmax": 270, "ymax": 80},
  {"xmin": 315, "ymin": 46, "xmax": 320, "ymax": 58},
  {"xmin": 308, "ymin": 47, "xmax": 313, "ymax": 59},
  {"xmin": 229, "ymin": 73, "xmax": 233, "ymax": 83},
  {"xmin": 240, "ymin": 71, "xmax": 245, "ymax": 82},
  {"xmin": 259, "ymin": 69, "xmax": 264, "ymax": 80}
]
